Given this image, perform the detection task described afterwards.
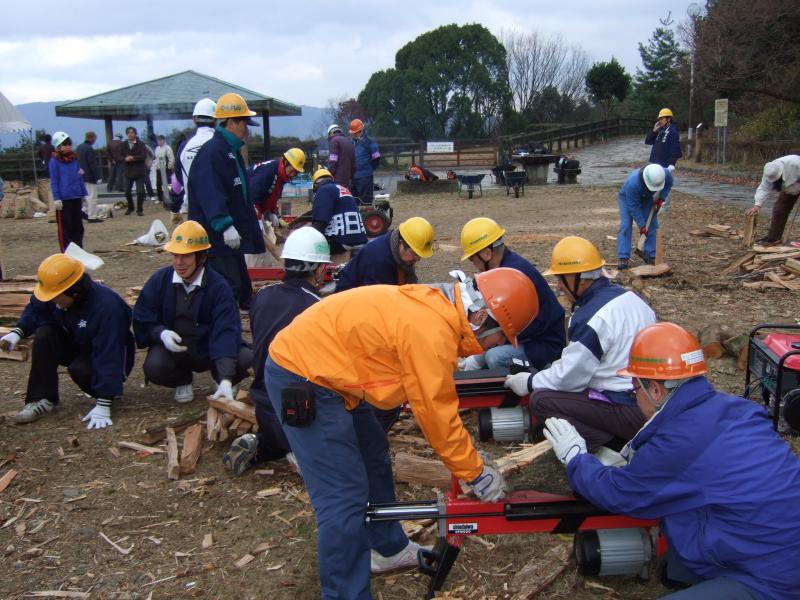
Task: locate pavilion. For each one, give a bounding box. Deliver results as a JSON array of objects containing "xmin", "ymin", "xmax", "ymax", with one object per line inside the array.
[{"xmin": 55, "ymin": 70, "xmax": 301, "ymax": 156}]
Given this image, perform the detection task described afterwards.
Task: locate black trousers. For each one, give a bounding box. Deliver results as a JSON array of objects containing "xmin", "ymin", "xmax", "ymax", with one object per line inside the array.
[
  {"xmin": 26, "ymin": 324, "xmax": 94, "ymax": 404},
  {"xmin": 108, "ymin": 162, "xmax": 124, "ymax": 192},
  {"xmin": 208, "ymin": 254, "xmax": 253, "ymax": 310},
  {"xmin": 766, "ymin": 192, "xmax": 800, "ymax": 241},
  {"xmin": 125, "ymin": 175, "xmax": 145, "ymax": 212},
  {"xmin": 351, "ymin": 175, "xmax": 374, "ymax": 205},
  {"xmin": 56, "ymin": 199, "xmax": 84, "ymax": 251},
  {"xmin": 250, "ymin": 387, "xmax": 291, "ymax": 462},
  {"xmin": 530, "ymin": 388, "xmax": 646, "ymax": 451},
  {"xmin": 143, "ymin": 343, "xmax": 252, "ymax": 388}
]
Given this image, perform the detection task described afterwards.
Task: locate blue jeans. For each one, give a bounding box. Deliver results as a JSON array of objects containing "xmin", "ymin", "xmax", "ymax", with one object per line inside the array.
[
  {"xmin": 265, "ymin": 357, "xmax": 408, "ymax": 600},
  {"xmin": 617, "ymin": 196, "xmax": 658, "ymax": 259},
  {"xmin": 484, "ymin": 344, "xmax": 528, "ymax": 369}
]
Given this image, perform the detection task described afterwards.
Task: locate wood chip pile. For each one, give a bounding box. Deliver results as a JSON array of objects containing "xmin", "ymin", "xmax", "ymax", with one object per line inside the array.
[{"xmin": 722, "ymin": 245, "xmax": 800, "ymax": 290}]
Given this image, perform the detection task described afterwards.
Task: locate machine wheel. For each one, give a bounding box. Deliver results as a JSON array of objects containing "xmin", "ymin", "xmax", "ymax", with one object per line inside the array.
[
  {"xmin": 783, "ymin": 389, "xmax": 800, "ymax": 432},
  {"xmin": 362, "ymin": 209, "xmax": 390, "ymax": 238}
]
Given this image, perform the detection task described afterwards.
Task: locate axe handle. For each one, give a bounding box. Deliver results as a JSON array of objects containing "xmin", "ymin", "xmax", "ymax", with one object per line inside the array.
[{"xmin": 637, "ymin": 197, "xmax": 659, "ymax": 252}]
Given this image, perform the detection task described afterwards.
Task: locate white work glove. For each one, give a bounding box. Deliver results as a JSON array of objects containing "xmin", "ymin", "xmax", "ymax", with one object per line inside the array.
[
  {"xmin": 82, "ymin": 399, "xmax": 113, "ymax": 430},
  {"xmin": 160, "ymin": 329, "xmax": 187, "ymax": 353},
  {"xmin": 0, "ymin": 328, "xmax": 22, "ymax": 351},
  {"xmin": 543, "ymin": 417, "xmax": 587, "ymax": 466},
  {"xmin": 466, "ymin": 461, "xmax": 508, "ymax": 502},
  {"xmin": 458, "ymin": 355, "xmax": 486, "ymax": 371},
  {"xmin": 53, "ymin": 200, "xmax": 63, "ymax": 210},
  {"xmin": 223, "ymin": 225, "xmax": 241, "ymax": 249},
  {"xmin": 504, "ymin": 372, "xmax": 533, "ymax": 396},
  {"xmin": 212, "ymin": 379, "xmax": 234, "ymax": 400},
  {"xmin": 667, "ymin": 165, "xmax": 675, "ymax": 172}
]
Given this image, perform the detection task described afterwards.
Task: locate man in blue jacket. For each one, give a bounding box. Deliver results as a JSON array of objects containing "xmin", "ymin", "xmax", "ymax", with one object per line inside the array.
[
  {"xmin": 617, "ymin": 164, "xmax": 673, "ymax": 269},
  {"xmin": 335, "ymin": 216, "xmax": 435, "ymax": 293},
  {"xmin": 505, "ymin": 236, "xmax": 654, "ymax": 450},
  {"xmin": 645, "ymin": 107, "xmax": 682, "ymax": 169},
  {"xmin": 247, "ymin": 148, "xmax": 305, "ymax": 226},
  {"xmin": 188, "ymin": 92, "xmax": 265, "ymax": 308},
  {"xmin": 0, "ymin": 254, "xmax": 134, "ymax": 429},
  {"xmin": 224, "ymin": 227, "xmax": 331, "ymax": 475},
  {"xmin": 544, "ymin": 322, "xmax": 800, "ymax": 600},
  {"xmin": 133, "ymin": 221, "xmax": 250, "ymax": 404},
  {"xmin": 350, "ymin": 118, "xmax": 380, "ymax": 205},
  {"xmin": 310, "ymin": 168, "xmax": 368, "ymax": 257},
  {"xmin": 459, "ymin": 217, "xmax": 565, "ymax": 371}
]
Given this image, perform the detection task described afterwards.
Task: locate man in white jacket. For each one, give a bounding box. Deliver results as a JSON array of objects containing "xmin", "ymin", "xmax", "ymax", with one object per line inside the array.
[
  {"xmin": 746, "ymin": 154, "xmax": 800, "ymax": 245},
  {"xmin": 173, "ymin": 98, "xmax": 217, "ymax": 222},
  {"xmin": 153, "ymin": 135, "xmax": 175, "ymax": 205},
  {"xmin": 505, "ymin": 236, "xmax": 655, "ymax": 450}
]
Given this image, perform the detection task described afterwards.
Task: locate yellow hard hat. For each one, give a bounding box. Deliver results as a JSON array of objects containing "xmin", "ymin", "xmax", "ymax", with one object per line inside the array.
[
  {"xmin": 658, "ymin": 108, "xmax": 674, "ymax": 118},
  {"xmin": 214, "ymin": 92, "xmax": 257, "ymax": 121},
  {"xmin": 398, "ymin": 217, "xmax": 436, "ymax": 258},
  {"xmin": 164, "ymin": 220, "xmax": 211, "ymax": 254},
  {"xmin": 312, "ymin": 167, "xmax": 333, "ymax": 184},
  {"xmin": 460, "ymin": 217, "xmax": 506, "ymax": 261},
  {"xmin": 544, "ymin": 236, "xmax": 605, "ymax": 275},
  {"xmin": 34, "ymin": 254, "xmax": 85, "ymax": 302},
  {"xmin": 284, "ymin": 148, "xmax": 306, "ymax": 173}
]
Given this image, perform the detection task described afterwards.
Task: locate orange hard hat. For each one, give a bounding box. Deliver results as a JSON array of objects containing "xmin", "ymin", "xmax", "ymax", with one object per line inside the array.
[
  {"xmin": 349, "ymin": 119, "xmax": 364, "ymax": 134},
  {"xmin": 475, "ymin": 267, "xmax": 539, "ymax": 347},
  {"xmin": 618, "ymin": 322, "xmax": 709, "ymax": 380}
]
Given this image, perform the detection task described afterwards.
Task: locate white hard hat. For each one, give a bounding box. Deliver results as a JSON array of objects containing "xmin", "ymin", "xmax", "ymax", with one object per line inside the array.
[
  {"xmin": 52, "ymin": 131, "xmax": 70, "ymax": 148},
  {"xmin": 192, "ymin": 98, "xmax": 217, "ymax": 118},
  {"xmin": 764, "ymin": 160, "xmax": 783, "ymax": 182},
  {"xmin": 281, "ymin": 227, "xmax": 331, "ymax": 263},
  {"xmin": 642, "ymin": 163, "xmax": 666, "ymax": 192},
  {"xmin": 327, "ymin": 124, "xmax": 342, "ymax": 136}
]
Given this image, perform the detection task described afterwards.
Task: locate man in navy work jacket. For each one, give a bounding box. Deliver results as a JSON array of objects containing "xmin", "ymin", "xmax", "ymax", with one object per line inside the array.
[
  {"xmin": 335, "ymin": 216, "xmax": 436, "ymax": 292},
  {"xmin": 349, "ymin": 118, "xmax": 380, "ymax": 205},
  {"xmin": 247, "ymin": 148, "xmax": 306, "ymax": 226},
  {"xmin": 617, "ymin": 164, "xmax": 673, "ymax": 269},
  {"xmin": 505, "ymin": 236, "xmax": 655, "ymax": 450},
  {"xmin": 458, "ymin": 217, "xmax": 565, "ymax": 372},
  {"xmin": 223, "ymin": 227, "xmax": 332, "ymax": 475},
  {"xmin": 133, "ymin": 221, "xmax": 250, "ymax": 405},
  {"xmin": 188, "ymin": 92, "xmax": 265, "ymax": 308},
  {"xmin": 310, "ymin": 167, "xmax": 368, "ymax": 257},
  {"xmin": 544, "ymin": 322, "xmax": 800, "ymax": 600},
  {"xmin": 645, "ymin": 107, "xmax": 682, "ymax": 169},
  {"xmin": 1, "ymin": 254, "xmax": 134, "ymax": 429}
]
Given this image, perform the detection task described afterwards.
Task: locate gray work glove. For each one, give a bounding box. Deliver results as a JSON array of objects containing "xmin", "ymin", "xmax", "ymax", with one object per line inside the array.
[
  {"xmin": 160, "ymin": 329, "xmax": 187, "ymax": 353},
  {"xmin": 223, "ymin": 225, "xmax": 241, "ymax": 249},
  {"xmin": 504, "ymin": 372, "xmax": 533, "ymax": 396},
  {"xmin": 543, "ymin": 417, "xmax": 587, "ymax": 466},
  {"xmin": 466, "ymin": 460, "xmax": 508, "ymax": 502}
]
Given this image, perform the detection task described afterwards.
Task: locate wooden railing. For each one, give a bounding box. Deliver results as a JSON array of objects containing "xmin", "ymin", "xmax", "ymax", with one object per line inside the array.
[{"xmin": 500, "ymin": 118, "xmax": 653, "ymax": 156}]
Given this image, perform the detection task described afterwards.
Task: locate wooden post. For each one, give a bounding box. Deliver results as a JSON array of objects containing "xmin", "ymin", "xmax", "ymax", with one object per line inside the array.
[
  {"xmin": 693, "ymin": 124, "xmax": 704, "ymax": 163},
  {"xmin": 261, "ymin": 110, "xmax": 271, "ymax": 157},
  {"xmin": 743, "ymin": 213, "xmax": 757, "ymax": 248}
]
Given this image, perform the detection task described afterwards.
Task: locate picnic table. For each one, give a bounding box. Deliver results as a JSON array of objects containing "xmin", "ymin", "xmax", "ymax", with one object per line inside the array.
[{"xmin": 511, "ymin": 154, "xmax": 561, "ymax": 185}]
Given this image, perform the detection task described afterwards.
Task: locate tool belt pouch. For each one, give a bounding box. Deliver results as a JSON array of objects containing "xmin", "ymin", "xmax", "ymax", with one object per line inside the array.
[{"xmin": 281, "ymin": 382, "xmax": 316, "ymax": 427}]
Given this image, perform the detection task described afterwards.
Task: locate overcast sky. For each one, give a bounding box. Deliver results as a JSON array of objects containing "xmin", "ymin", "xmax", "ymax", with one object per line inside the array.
[{"xmin": 1, "ymin": 0, "xmax": 700, "ymax": 107}]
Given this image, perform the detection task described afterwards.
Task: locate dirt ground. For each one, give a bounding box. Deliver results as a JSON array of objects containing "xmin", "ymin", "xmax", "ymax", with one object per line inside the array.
[{"xmin": 1, "ymin": 180, "xmax": 799, "ymax": 600}]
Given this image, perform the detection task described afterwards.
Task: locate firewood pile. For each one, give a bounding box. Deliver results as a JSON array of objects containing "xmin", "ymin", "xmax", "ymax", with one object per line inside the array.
[
  {"xmin": 722, "ymin": 245, "xmax": 800, "ymax": 290},
  {"xmin": 690, "ymin": 223, "xmax": 744, "ymax": 240},
  {"xmin": 0, "ymin": 276, "xmax": 36, "ymax": 319},
  {"xmin": 206, "ymin": 389, "xmax": 259, "ymax": 442}
]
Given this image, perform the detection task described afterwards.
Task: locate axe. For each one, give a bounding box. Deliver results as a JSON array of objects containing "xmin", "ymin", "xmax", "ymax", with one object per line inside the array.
[{"xmin": 637, "ymin": 192, "xmax": 661, "ymax": 252}]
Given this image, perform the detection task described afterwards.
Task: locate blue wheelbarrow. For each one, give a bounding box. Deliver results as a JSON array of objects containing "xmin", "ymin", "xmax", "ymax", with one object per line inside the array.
[{"xmin": 456, "ymin": 174, "xmax": 486, "ymax": 199}]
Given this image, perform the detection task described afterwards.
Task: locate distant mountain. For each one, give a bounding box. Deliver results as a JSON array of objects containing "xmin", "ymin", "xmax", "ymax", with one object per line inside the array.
[{"xmin": 1, "ymin": 101, "xmax": 326, "ymax": 149}]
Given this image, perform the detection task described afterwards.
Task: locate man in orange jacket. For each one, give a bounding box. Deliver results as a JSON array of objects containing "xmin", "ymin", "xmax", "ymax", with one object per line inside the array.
[{"xmin": 265, "ymin": 268, "xmax": 538, "ymax": 599}]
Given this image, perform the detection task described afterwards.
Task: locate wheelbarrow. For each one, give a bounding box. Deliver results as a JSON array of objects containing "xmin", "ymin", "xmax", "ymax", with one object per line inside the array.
[
  {"xmin": 505, "ymin": 171, "xmax": 527, "ymax": 198},
  {"xmin": 456, "ymin": 174, "xmax": 486, "ymax": 199}
]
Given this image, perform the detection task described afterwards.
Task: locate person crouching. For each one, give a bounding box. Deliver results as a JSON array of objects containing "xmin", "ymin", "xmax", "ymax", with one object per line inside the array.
[{"xmin": 133, "ymin": 220, "xmax": 251, "ymax": 403}]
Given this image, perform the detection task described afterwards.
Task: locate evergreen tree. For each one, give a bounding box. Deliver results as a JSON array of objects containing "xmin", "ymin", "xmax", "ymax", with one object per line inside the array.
[
  {"xmin": 585, "ymin": 58, "xmax": 631, "ymax": 118},
  {"xmin": 631, "ymin": 16, "xmax": 688, "ymax": 114}
]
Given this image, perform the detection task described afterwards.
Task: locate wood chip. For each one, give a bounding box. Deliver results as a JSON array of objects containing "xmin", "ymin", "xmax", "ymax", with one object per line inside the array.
[
  {"xmin": 256, "ymin": 487, "xmax": 281, "ymax": 498},
  {"xmin": 99, "ymin": 531, "xmax": 133, "ymax": 555},
  {"xmin": 234, "ymin": 553, "xmax": 255, "ymax": 569},
  {"xmin": 201, "ymin": 533, "xmax": 213, "ymax": 549},
  {"xmin": 166, "ymin": 428, "xmax": 180, "ymax": 481},
  {"xmin": 179, "ymin": 423, "xmax": 204, "ymax": 475},
  {"xmin": 117, "ymin": 441, "xmax": 165, "ymax": 455},
  {"xmin": 0, "ymin": 469, "xmax": 18, "ymax": 493},
  {"xmin": 23, "ymin": 592, "xmax": 90, "ymax": 598}
]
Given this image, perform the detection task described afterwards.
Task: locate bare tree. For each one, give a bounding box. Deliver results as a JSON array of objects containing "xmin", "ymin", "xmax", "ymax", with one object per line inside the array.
[{"xmin": 502, "ymin": 30, "xmax": 590, "ymax": 116}]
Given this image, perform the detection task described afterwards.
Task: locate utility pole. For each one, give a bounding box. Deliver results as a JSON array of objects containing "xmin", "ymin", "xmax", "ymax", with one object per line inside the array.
[{"xmin": 687, "ymin": 3, "xmax": 702, "ymax": 159}]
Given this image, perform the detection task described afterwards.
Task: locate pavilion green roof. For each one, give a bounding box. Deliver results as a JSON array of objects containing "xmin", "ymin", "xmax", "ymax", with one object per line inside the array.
[{"xmin": 55, "ymin": 70, "xmax": 301, "ymax": 120}]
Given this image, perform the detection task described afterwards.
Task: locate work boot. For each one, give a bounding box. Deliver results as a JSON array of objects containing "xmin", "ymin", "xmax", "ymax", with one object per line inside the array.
[
  {"xmin": 12, "ymin": 399, "xmax": 55, "ymax": 424},
  {"xmin": 174, "ymin": 384, "xmax": 194, "ymax": 404},
  {"xmin": 370, "ymin": 541, "xmax": 431, "ymax": 574},
  {"xmin": 617, "ymin": 258, "xmax": 630, "ymax": 270},
  {"xmin": 223, "ymin": 433, "xmax": 259, "ymax": 475},
  {"xmin": 634, "ymin": 248, "xmax": 655, "ymax": 265}
]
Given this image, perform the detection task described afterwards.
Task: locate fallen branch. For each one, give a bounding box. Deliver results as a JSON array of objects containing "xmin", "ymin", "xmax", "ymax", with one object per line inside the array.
[{"xmin": 99, "ymin": 531, "xmax": 133, "ymax": 555}]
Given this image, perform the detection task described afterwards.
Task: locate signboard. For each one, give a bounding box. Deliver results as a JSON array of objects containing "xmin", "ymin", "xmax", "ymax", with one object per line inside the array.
[
  {"xmin": 714, "ymin": 99, "xmax": 729, "ymax": 127},
  {"xmin": 426, "ymin": 141, "xmax": 454, "ymax": 153}
]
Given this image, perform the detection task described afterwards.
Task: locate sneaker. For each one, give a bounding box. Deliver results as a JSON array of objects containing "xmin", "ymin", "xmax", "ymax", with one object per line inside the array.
[
  {"xmin": 125, "ymin": 209, "xmax": 134, "ymax": 215},
  {"xmin": 12, "ymin": 399, "xmax": 55, "ymax": 424},
  {"xmin": 617, "ymin": 258, "xmax": 630, "ymax": 270},
  {"xmin": 370, "ymin": 541, "xmax": 430, "ymax": 574},
  {"xmin": 149, "ymin": 196, "xmax": 157, "ymax": 204},
  {"xmin": 174, "ymin": 384, "xmax": 194, "ymax": 404},
  {"xmin": 223, "ymin": 433, "xmax": 259, "ymax": 475}
]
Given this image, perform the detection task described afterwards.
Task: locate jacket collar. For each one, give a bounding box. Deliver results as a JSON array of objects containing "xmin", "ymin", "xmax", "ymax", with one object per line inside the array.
[{"xmin": 216, "ymin": 126, "xmax": 244, "ymax": 151}]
